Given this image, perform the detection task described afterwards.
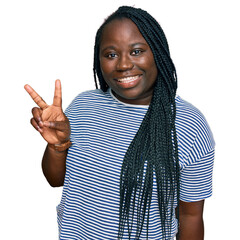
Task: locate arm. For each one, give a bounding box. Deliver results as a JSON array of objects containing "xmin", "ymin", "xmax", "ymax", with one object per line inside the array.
[
  {"xmin": 25, "ymin": 80, "xmax": 70, "ymax": 187},
  {"xmin": 42, "ymin": 145, "xmax": 67, "ymax": 187},
  {"xmin": 177, "ymin": 200, "xmax": 205, "ymax": 240},
  {"xmin": 177, "ymin": 151, "xmax": 214, "ymax": 239}
]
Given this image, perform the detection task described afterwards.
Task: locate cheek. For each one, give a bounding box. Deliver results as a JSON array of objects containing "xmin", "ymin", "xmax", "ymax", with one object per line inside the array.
[
  {"xmin": 150, "ymin": 63, "xmax": 158, "ymax": 79},
  {"xmin": 148, "ymin": 55, "xmax": 158, "ymax": 77},
  {"xmin": 99, "ymin": 60, "xmax": 114, "ymax": 87},
  {"xmin": 143, "ymin": 58, "xmax": 158, "ymax": 82},
  {"xmin": 99, "ymin": 59, "xmax": 106, "ymax": 75},
  {"xmin": 100, "ymin": 58, "xmax": 114, "ymax": 76},
  {"xmin": 139, "ymin": 53, "xmax": 157, "ymax": 75}
]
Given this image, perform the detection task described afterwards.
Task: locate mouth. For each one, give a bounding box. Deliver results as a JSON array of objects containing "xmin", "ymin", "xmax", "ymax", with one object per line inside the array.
[{"xmin": 116, "ymin": 75, "xmax": 141, "ymax": 83}]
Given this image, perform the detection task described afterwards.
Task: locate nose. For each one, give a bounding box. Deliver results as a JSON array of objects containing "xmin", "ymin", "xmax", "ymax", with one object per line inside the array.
[{"xmin": 116, "ymin": 54, "xmax": 134, "ymax": 71}]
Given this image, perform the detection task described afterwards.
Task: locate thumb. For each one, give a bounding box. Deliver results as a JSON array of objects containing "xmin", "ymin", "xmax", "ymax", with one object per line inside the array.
[{"xmin": 43, "ymin": 120, "xmax": 69, "ymax": 132}]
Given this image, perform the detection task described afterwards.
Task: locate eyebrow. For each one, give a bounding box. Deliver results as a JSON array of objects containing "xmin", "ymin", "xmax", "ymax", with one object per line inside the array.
[
  {"xmin": 100, "ymin": 46, "xmax": 116, "ymax": 53},
  {"xmin": 130, "ymin": 42, "xmax": 148, "ymax": 47},
  {"xmin": 100, "ymin": 42, "xmax": 148, "ymax": 53}
]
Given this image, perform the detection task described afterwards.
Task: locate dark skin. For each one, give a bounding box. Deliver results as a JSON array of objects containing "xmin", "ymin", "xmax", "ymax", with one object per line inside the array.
[
  {"xmin": 25, "ymin": 18, "xmax": 205, "ymax": 239},
  {"xmin": 99, "ymin": 18, "xmax": 158, "ymax": 105},
  {"xmin": 177, "ymin": 200, "xmax": 205, "ymax": 240},
  {"xmin": 24, "ymin": 80, "xmax": 70, "ymax": 187}
]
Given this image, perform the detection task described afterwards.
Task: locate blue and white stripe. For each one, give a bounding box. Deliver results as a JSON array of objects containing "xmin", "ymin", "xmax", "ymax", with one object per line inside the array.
[{"xmin": 57, "ymin": 89, "xmax": 215, "ymax": 239}]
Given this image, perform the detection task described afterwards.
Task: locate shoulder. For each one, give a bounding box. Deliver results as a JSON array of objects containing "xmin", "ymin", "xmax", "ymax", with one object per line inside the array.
[
  {"xmin": 72, "ymin": 89, "xmax": 108, "ymax": 103},
  {"xmin": 65, "ymin": 89, "xmax": 111, "ymax": 111},
  {"xmin": 175, "ymin": 96, "xmax": 215, "ymax": 166},
  {"xmin": 175, "ymin": 96, "xmax": 208, "ymax": 130},
  {"xmin": 64, "ymin": 89, "xmax": 105, "ymax": 118}
]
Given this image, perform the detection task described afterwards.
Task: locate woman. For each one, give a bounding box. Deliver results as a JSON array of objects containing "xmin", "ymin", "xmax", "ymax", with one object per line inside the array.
[{"xmin": 24, "ymin": 6, "xmax": 215, "ymax": 240}]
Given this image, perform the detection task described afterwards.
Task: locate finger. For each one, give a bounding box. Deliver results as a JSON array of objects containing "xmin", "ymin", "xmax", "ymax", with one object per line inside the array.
[
  {"xmin": 24, "ymin": 84, "xmax": 48, "ymax": 109},
  {"xmin": 30, "ymin": 118, "xmax": 43, "ymax": 133},
  {"xmin": 43, "ymin": 120, "xmax": 69, "ymax": 132},
  {"xmin": 32, "ymin": 107, "xmax": 43, "ymax": 127},
  {"xmin": 53, "ymin": 79, "xmax": 62, "ymax": 107}
]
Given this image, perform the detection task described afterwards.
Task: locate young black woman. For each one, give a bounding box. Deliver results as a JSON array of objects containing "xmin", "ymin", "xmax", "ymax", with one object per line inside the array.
[{"xmin": 25, "ymin": 6, "xmax": 215, "ymax": 240}]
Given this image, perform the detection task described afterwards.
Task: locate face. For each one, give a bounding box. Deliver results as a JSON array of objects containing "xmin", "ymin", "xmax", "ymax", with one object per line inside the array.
[{"xmin": 99, "ymin": 18, "xmax": 158, "ymax": 105}]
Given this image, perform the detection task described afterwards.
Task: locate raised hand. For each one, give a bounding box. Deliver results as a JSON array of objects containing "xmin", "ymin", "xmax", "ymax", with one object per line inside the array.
[{"xmin": 24, "ymin": 80, "xmax": 70, "ymax": 145}]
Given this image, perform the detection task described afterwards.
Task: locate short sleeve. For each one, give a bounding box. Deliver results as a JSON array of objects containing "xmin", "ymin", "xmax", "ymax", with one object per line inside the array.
[
  {"xmin": 176, "ymin": 96, "xmax": 215, "ymax": 202},
  {"xmin": 179, "ymin": 149, "xmax": 214, "ymax": 202}
]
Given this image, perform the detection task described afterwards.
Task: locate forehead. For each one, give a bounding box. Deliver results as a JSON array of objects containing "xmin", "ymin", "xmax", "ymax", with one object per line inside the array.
[{"xmin": 100, "ymin": 18, "xmax": 147, "ymax": 48}]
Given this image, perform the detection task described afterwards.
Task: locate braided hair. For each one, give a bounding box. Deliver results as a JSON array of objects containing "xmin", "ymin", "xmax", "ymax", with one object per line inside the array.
[{"xmin": 93, "ymin": 6, "xmax": 179, "ymax": 239}]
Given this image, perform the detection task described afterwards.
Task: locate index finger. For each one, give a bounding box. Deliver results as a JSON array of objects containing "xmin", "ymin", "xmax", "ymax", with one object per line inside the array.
[
  {"xmin": 53, "ymin": 79, "xmax": 62, "ymax": 107},
  {"xmin": 24, "ymin": 84, "xmax": 48, "ymax": 109}
]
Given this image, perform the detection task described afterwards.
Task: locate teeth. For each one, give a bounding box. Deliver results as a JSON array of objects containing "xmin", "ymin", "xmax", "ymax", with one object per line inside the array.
[{"xmin": 117, "ymin": 75, "xmax": 139, "ymax": 83}]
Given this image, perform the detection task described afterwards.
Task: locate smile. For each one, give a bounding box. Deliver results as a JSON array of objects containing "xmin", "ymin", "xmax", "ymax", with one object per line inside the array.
[{"xmin": 116, "ymin": 75, "xmax": 141, "ymax": 83}]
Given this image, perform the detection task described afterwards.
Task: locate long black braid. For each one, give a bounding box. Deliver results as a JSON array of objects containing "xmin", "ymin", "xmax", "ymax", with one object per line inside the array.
[{"xmin": 93, "ymin": 6, "xmax": 180, "ymax": 239}]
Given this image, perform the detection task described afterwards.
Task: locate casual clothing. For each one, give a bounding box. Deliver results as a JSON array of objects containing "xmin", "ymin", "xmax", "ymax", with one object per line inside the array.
[{"xmin": 57, "ymin": 89, "xmax": 215, "ymax": 239}]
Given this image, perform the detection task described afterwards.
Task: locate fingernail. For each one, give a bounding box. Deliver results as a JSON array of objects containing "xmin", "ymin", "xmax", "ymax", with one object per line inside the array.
[
  {"xmin": 37, "ymin": 125, "xmax": 43, "ymax": 133},
  {"xmin": 43, "ymin": 121, "xmax": 50, "ymax": 127}
]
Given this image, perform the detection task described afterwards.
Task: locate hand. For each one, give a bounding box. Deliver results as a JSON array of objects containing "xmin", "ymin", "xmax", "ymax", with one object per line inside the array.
[{"xmin": 24, "ymin": 80, "xmax": 70, "ymax": 145}]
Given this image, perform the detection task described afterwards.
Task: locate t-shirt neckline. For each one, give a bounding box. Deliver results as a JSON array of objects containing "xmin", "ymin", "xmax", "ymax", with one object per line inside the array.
[{"xmin": 108, "ymin": 88, "xmax": 149, "ymax": 109}]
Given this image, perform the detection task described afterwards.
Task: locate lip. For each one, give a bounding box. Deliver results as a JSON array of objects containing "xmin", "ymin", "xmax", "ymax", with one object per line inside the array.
[{"xmin": 114, "ymin": 74, "xmax": 142, "ymax": 88}]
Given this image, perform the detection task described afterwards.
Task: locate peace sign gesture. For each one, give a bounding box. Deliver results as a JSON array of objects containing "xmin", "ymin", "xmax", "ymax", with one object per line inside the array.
[{"xmin": 24, "ymin": 80, "xmax": 70, "ymax": 145}]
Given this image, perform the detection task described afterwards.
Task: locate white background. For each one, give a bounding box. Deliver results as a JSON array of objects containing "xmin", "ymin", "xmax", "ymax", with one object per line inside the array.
[{"xmin": 1, "ymin": 0, "xmax": 239, "ymax": 239}]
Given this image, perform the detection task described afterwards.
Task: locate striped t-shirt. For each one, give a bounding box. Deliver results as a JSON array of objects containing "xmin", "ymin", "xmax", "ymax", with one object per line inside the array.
[{"xmin": 57, "ymin": 89, "xmax": 215, "ymax": 239}]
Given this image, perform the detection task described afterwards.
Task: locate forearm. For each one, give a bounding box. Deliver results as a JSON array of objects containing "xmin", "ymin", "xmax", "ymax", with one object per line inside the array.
[
  {"xmin": 42, "ymin": 144, "xmax": 67, "ymax": 187},
  {"xmin": 177, "ymin": 215, "xmax": 204, "ymax": 240}
]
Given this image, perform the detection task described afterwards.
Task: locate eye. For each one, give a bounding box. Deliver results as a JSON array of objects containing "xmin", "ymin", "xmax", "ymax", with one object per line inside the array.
[
  {"xmin": 105, "ymin": 53, "xmax": 118, "ymax": 59},
  {"xmin": 131, "ymin": 49, "xmax": 143, "ymax": 56}
]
